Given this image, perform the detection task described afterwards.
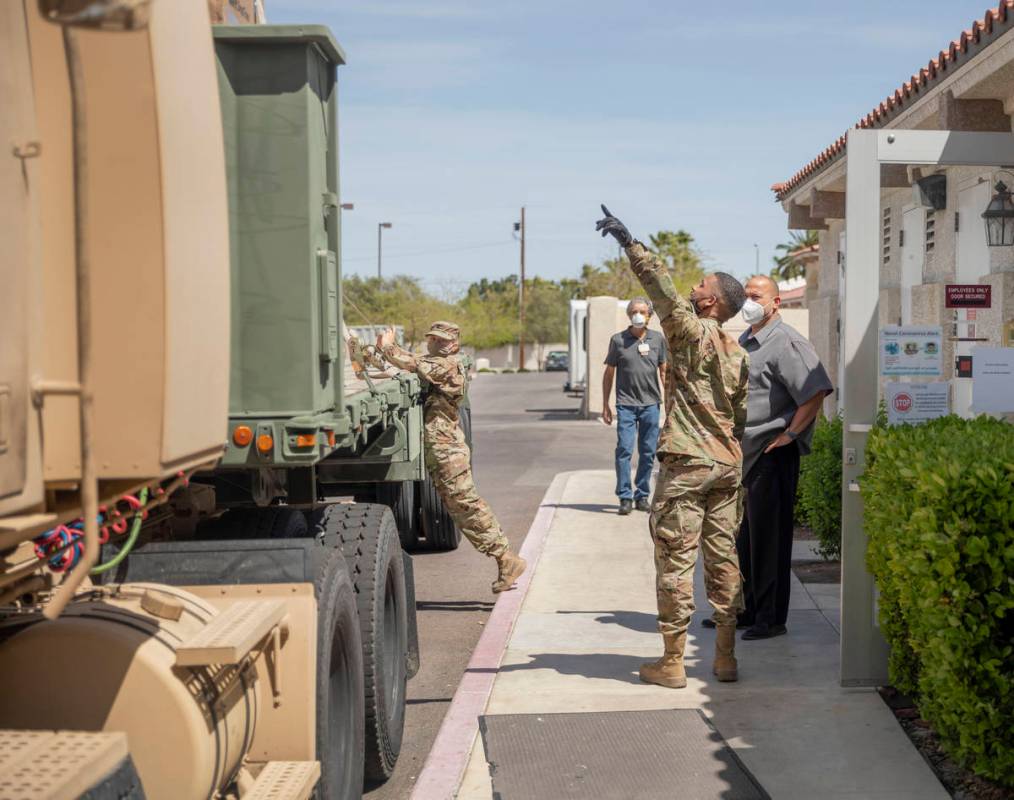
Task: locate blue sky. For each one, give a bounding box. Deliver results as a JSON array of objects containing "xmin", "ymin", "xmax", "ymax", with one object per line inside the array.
[{"xmin": 271, "ymin": 0, "xmax": 990, "ymax": 294}]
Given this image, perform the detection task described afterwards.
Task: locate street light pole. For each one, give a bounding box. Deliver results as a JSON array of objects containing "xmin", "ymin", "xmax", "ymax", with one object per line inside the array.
[
  {"xmin": 754, "ymin": 243, "xmax": 760, "ymax": 274},
  {"xmin": 377, "ymin": 221, "xmax": 392, "ymax": 279},
  {"xmin": 519, "ymin": 206, "xmax": 526, "ymax": 371}
]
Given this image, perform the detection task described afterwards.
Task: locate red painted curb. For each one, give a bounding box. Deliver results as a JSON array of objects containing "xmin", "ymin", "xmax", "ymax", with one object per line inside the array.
[{"xmin": 409, "ymin": 471, "xmax": 572, "ymax": 800}]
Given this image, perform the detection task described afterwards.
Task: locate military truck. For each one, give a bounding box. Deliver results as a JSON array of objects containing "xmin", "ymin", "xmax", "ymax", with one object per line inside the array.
[{"xmin": 0, "ymin": 2, "xmax": 457, "ymax": 798}]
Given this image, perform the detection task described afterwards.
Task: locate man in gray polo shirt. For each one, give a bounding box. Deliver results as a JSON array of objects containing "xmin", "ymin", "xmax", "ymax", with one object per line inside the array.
[
  {"xmin": 729, "ymin": 275, "xmax": 832, "ymax": 640},
  {"xmin": 602, "ymin": 298, "xmax": 668, "ymax": 515}
]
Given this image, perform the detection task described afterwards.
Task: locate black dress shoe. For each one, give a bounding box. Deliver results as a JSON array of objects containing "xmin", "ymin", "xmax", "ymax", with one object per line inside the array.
[
  {"xmin": 618, "ymin": 499, "xmax": 633, "ymax": 515},
  {"xmin": 634, "ymin": 498, "xmax": 651, "ymax": 512},
  {"xmin": 702, "ymin": 616, "xmax": 753, "ymax": 630},
  {"xmin": 741, "ymin": 623, "xmax": 787, "ymax": 640}
]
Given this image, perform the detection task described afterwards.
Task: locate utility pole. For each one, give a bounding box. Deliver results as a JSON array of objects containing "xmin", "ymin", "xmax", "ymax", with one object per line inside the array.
[
  {"xmin": 754, "ymin": 243, "xmax": 760, "ymax": 274},
  {"xmin": 519, "ymin": 206, "xmax": 526, "ymax": 371},
  {"xmin": 377, "ymin": 221, "xmax": 392, "ymax": 279}
]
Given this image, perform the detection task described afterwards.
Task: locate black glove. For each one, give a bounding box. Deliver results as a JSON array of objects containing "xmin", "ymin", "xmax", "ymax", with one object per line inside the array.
[{"xmin": 595, "ymin": 204, "xmax": 633, "ymax": 247}]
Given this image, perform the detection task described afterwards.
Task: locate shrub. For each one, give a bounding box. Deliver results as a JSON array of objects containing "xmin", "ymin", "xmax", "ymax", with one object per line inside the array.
[
  {"xmin": 796, "ymin": 414, "xmax": 843, "ymax": 560},
  {"xmin": 477, "ymin": 368, "xmax": 494, "ymax": 373},
  {"xmin": 863, "ymin": 415, "xmax": 1014, "ymax": 785},
  {"xmin": 499, "ymin": 368, "xmax": 515, "ymax": 374}
]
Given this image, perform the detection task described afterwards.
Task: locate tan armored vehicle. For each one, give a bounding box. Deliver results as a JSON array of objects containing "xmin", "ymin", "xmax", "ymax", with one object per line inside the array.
[{"xmin": 0, "ymin": 2, "xmax": 437, "ymax": 798}]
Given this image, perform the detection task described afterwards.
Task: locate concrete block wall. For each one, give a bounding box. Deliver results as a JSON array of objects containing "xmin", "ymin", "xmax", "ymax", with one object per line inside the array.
[{"xmin": 582, "ymin": 296, "xmax": 664, "ymax": 419}]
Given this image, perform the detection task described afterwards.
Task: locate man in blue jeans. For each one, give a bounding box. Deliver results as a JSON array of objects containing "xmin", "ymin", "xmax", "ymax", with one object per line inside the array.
[{"xmin": 602, "ymin": 298, "xmax": 668, "ymax": 515}]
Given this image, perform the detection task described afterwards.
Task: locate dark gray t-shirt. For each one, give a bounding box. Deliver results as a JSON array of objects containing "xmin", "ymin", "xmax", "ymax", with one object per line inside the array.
[
  {"xmin": 605, "ymin": 328, "xmax": 668, "ymax": 407},
  {"xmin": 739, "ymin": 318, "xmax": 834, "ymax": 477}
]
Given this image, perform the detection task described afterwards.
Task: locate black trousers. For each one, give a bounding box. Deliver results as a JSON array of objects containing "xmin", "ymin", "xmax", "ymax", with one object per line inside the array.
[{"xmin": 736, "ymin": 443, "xmax": 800, "ymax": 627}]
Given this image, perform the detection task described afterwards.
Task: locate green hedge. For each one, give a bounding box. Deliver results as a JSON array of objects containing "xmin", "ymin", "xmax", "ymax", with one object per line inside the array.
[
  {"xmin": 863, "ymin": 415, "xmax": 1014, "ymax": 785},
  {"xmin": 796, "ymin": 414, "xmax": 843, "ymax": 560}
]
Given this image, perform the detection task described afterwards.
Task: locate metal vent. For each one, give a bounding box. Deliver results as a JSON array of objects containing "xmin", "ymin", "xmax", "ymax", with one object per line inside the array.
[{"xmin": 882, "ymin": 207, "xmax": 892, "ymax": 264}]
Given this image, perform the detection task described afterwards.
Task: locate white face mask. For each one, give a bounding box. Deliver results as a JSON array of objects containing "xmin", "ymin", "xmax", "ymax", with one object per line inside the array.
[
  {"xmin": 741, "ymin": 299, "xmax": 769, "ymax": 325},
  {"xmin": 630, "ymin": 313, "xmax": 647, "ymax": 327}
]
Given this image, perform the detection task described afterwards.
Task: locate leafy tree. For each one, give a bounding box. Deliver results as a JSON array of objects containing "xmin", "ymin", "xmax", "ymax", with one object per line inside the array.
[
  {"xmin": 771, "ymin": 230, "xmax": 818, "ymax": 282},
  {"xmin": 343, "ymin": 275, "xmax": 454, "ymax": 347},
  {"xmin": 648, "ymin": 229, "xmax": 706, "ymax": 295},
  {"xmin": 458, "ymin": 277, "xmax": 519, "ymax": 349},
  {"xmin": 579, "ymin": 229, "xmax": 704, "ymax": 301},
  {"xmin": 578, "ymin": 256, "xmax": 643, "ymax": 299}
]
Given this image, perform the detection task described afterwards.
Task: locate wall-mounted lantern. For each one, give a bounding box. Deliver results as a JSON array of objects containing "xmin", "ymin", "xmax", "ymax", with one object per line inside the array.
[{"xmin": 982, "ymin": 180, "xmax": 1014, "ymax": 246}]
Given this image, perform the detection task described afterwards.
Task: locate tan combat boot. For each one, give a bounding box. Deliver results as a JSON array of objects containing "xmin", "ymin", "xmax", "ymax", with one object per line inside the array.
[
  {"xmin": 713, "ymin": 625, "xmax": 738, "ymax": 682},
  {"xmin": 492, "ymin": 551, "xmax": 526, "ymax": 593},
  {"xmin": 638, "ymin": 633, "xmax": 687, "ymax": 689}
]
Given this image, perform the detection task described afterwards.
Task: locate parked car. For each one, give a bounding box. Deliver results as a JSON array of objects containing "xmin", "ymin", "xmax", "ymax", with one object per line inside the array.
[{"xmin": 545, "ymin": 350, "xmax": 569, "ymax": 371}]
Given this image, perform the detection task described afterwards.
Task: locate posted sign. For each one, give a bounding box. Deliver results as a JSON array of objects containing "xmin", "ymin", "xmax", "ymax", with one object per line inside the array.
[
  {"xmin": 971, "ymin": 346, "xmax": 1014, "ymax": 413},
  {"xmin": 886, "ymin": 382, "xmax": 950, "ymax": 426},
  {"xmin": 945, "ymin": 284, "xmax": 991, "ymax": 309},
  {"xmin": 880, "ymin": 326, "xmax": 943, "ymax": 376}
]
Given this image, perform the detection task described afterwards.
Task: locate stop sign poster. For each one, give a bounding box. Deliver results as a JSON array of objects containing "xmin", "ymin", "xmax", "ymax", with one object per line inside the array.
[{"xmin": 885, "ymin": 382, "xmax": 950, "ymax": 426}]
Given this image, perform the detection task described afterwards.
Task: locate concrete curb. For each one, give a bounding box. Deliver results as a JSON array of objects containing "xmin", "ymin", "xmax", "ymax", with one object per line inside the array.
[{"xmin": 409, "ymin": 471, "xmax": 572, "ymax": 800}]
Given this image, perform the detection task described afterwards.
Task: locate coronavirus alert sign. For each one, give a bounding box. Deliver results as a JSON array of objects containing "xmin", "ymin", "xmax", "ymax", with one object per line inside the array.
[{"xmin": 885, "ymin": 382, "xmax": 950, "ymax": 426}]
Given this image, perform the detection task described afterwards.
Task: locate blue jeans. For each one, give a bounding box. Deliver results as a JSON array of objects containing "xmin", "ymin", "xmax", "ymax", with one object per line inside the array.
[{"xmin": 615, "ymin": 404, "xmax": 660, "ymax": 500}]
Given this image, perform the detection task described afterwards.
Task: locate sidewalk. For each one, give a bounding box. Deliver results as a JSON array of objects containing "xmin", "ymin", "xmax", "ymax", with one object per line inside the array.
[{"xmin": 414, "ymin": 470, "xmax": 947, "ymax": 799}]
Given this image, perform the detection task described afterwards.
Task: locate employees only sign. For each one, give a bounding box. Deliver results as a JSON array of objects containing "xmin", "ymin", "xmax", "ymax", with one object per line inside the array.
[{"xmin": 945, "ymin": 284, "xmax": 991, "ymax": 308}]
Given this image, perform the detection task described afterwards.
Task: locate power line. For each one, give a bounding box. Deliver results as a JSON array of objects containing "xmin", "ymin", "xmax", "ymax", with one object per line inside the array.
[{"xmin": 342, "ymin": 239, "xmax": 514, "ymax": 262}]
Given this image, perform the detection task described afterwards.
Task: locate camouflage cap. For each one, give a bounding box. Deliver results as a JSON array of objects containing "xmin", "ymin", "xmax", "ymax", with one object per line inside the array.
[{"xmin": 426, "ymin": 320, "xmax": 460, "ymax": 341}]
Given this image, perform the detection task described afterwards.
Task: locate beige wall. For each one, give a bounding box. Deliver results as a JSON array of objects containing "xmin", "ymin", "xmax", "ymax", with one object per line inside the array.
[
  {"xmin": 805, "ymin": 168, "xmax": 1014, "ymax": 419},
  {"xmin": 468, "ymin": 342, "xmax": 566, "ymax": 371}
]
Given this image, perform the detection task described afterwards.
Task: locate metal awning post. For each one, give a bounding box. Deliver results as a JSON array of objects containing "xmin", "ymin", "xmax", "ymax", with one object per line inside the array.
[
  {"xmin": 841, "ymin": 130, "xmax": 888, "ymax": 685},
  {"xmin": 839, "ymin": 128, "xmax": 1014, "ymax": 686}
]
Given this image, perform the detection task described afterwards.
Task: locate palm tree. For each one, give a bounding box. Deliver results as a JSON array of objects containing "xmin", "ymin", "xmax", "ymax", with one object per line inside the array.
[{"xmin": 771, "ymin": 230, "xmax": 819, "ymax": 282}]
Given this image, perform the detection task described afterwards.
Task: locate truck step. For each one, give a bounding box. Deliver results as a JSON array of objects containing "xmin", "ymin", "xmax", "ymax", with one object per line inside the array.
[
  {"xmin": 245, "ymin": 761, "xmax": 320, "ymax": 800},
  {"xmin": 175, "ymin": 599, "xmax": 286, "ymax": 667},
  {"xmin": 0, "ymin": 729, "xmax": 129, "ymax": 800}
]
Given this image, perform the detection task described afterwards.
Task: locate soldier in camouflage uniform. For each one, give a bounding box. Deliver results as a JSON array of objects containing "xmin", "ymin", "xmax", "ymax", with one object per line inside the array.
[
  {"xmin": 596, "ymin": 206, "xmax": 749, "ymax": 688},
  {"xmin": 377, "ymin": 322, "xmax": 527, "ymax": 594}
]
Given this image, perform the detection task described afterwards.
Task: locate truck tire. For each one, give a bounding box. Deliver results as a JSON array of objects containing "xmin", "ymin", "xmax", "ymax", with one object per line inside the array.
[
  {"xmin": 97, "ymin": 533, "xmax": 367, "ymax": 800},
  {"xmin": 375, "ymin": 481, "xmax": 419, "ymax": 552},
  {"xmin": 313, "ymin": 543, "xmax": 367, "ymax": 800},
  {"xmin": 80, "ymin": 754, "xmax": 146, "ymax": 800},
  {"xmin": 417, "ymin": 473, "xmax": 461, "ymax": 551},
  {"xmin": 311, "ymin": 505, "xmax": 408, "ymax": 783},
  {"xmin": 195, "ymin": 507, "xmax": 308, "ymax": 540}
]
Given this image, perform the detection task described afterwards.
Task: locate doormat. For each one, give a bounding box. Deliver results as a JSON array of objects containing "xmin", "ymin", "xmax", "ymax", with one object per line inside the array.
[{"xmin": 479, "ymin": 709, "xmax": 769, "ymax": 800}]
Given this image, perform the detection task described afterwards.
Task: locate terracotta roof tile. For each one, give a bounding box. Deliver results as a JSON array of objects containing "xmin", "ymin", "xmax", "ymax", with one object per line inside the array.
[{"xmin": 773, "ymin": 1, "xmax": 1014, "ymax": 201}]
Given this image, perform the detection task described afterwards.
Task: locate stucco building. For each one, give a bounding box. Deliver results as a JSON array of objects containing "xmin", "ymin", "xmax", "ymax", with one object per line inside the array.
[{"xmin": 773, "ymin": 2, "xmax": 1014, "ymax": 417}]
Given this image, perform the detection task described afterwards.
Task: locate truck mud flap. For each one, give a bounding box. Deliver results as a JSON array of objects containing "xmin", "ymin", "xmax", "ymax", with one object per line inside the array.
[{"xmin": 403, "ymin": 551, "xmax": 420, "ymax": 679}]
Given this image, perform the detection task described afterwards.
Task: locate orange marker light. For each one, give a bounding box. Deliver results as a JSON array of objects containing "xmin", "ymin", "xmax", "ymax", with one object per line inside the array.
[
  {"xmin": 295, "ymin": 433, "xmax": 317, "ymax": 448},
  {"xmin": 233, "ymin": 425, "xmax": 253, "ymax": 447},
  {"xmin": 326, "ymin": 430, "xmax": 336, "ymax": 447},
  {"xmin": 256, "ymin": 434, "xmax": 274, "ymax": 453}
]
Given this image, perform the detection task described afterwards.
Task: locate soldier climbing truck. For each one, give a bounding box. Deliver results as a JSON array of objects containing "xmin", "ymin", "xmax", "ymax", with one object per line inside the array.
[{"xmin": 0, "ymin": 2, "xmax": 465, "ymax": 798}]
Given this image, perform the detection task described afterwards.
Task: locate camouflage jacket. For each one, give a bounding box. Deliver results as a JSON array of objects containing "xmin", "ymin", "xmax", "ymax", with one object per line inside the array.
[
  {"xmin": 625, "ymin": 241, "xmax": 749, "ymax": 468},
  {"xmin": 382, "ymin": 345, "xmax": 467, "ymax": 448}
]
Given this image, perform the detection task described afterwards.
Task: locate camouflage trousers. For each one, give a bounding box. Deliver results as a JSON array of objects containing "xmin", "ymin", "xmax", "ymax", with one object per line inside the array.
[
  {"xmin": 426, "ymin": 441, "xmax": 508, "ymax": 559},
  {"xmin": 649, "ymin": 458, "xmax": 745, "ymax": 636}
]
